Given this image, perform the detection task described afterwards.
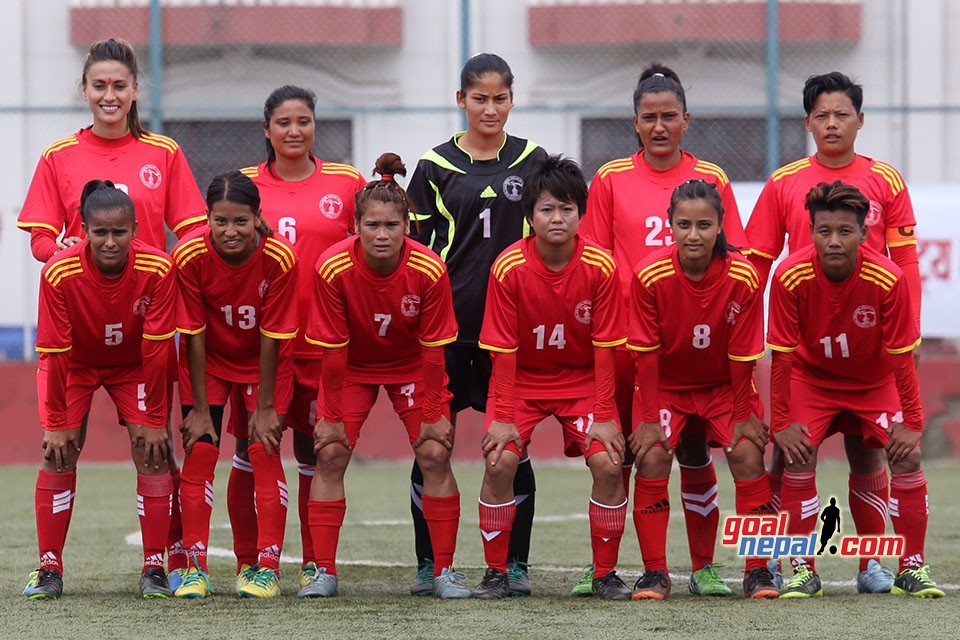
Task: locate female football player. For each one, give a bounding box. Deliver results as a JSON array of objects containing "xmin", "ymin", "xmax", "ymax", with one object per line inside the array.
[
  {"xmin": 24, "ymin": 181, "xmax": 176, "ymax": 600},
  {"xmin": 173, "ymin": 171, "xmax": 298, "ymax": 599},
  {"xmin": 406, "ymin": 52, "xmax": 547, "ymax": 596},
  {"xmin": 579, "ymin": 63, "xmax": 749, "ymax": 596},
  {"xmin": 301, "ymin": 153, "xmax": 470, "ymax": 599}
]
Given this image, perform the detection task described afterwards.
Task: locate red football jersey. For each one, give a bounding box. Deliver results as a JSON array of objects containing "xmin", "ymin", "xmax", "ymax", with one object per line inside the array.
[
  {"xmin": 766, "ymin": 244, "xmax": 920, "ymax": 390},
  {"xmin": 627, "ymin": 247, "xmax": 764, "ymax": 390},
  {"xmin": 479, "ymin": 235, "xmax": 625, "ymax": 397},
  {"xmin": 18, "ymin": 129, "xmax": 206, "ymax": 251},
  {"xmin": 243, "ymin": 158, "xmax": 366, "ymax": 359},
  {"xmin": 35, "ymin": 239, "xmax": 176, "ymax": 367},
  {"xmin": 307, "ymin": 236, "xmax": 458, "ymax": 384},
  {"xmin": 173, "ymin": 228, "xmax": 299, "ymax": 382},
  {"xmin": 581, "ymin": 150, "xmax": 748, "ymax": 305},
  {"xmin": 746, "ymin": 154, "xmax": 917, "ymax": 262}
]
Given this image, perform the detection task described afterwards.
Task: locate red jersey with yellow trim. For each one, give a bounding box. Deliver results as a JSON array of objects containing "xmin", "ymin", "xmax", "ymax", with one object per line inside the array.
[
  {"xmin": 18, "ymin": 128, "xmax": 206, "ymax": 250},
  {"xmin": 627, "ymin": 247, "xmax": 764, "ymax": 391},
  {"xmin": 581, "ymin": 150, "xmax": 748, "ymax": 305},
  {"xmin": 35, "ymin": 239, "xmax": 176, "ymax": 368},
  {"xmin": 766, "ymin": 244, "xmax": 919, "ymax": 390},
  {"xmin": 173, "ymin": 228, "xmax": 299, "ymax": 382},
  {"xmin": 479, "ymin": 235, "xmax": 624, "ymax": 397},
  {"xmin": 307, "ymin": 236, "xmax": 458, "ymax": 384},
  {"xmin": 746, "ymin": 154, "xmax": 917, "ymax": 261},
  {"xmin": 242, "ymin": 158, "xmax": 366, "ymax": 359}
]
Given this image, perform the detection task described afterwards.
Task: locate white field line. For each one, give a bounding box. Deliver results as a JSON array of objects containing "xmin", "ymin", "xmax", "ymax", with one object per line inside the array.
[{"xmin": 123, "ymin": 529, "xmax": 959, "ymax": 590}]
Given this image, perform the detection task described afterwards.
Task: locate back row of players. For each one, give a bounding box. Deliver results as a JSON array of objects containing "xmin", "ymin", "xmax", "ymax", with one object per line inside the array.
[{"xmin": 18, "ymin": 39, "xmax": 941, "ymax": 601}]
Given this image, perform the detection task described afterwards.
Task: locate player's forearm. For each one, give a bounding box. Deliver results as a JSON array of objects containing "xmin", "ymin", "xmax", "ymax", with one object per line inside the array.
[
  {"xmin": 634, "ymin": 350, "xmax": 660, "ymax": 424},
  {"xmin": 891, "ymin": 351, "xmax": 924, "ymax": 431},
  {"xmin": 729, "ymin": 359, "xmax": 755, "ymax": 422},
  {"xmin": 256, "ymin": 334, "xmax": 280, "ymax": 411},
  {"xmin": 770, "ymin": 350, "xmax": 793, "ymax": 432},
  {"xmin": 44, "ymin": 351, "xmax": 69, "ymax": 430},
  {"xmin": 890, "ymin": 244, "xmax": 922, "ymax": 331},
  {"xmin": 185, "ymin": 333, "xmax": 209, "ymax": 410},
  {"xmin": 492, "ymin": 351, "xmax": 517, "ymax": 423},
  {"xmin": 30, "ymin": 229, "xmax": 59, "ymax": 263},
  {"xmin": 593, "ymin": 346, "xmax": 616, "ymax": 422},
  {"xmin": 320, "ymin": 346, "xmax": 347, "ymax": 422},
  {"xmin": 747, "ymin": 253, "xmax": 773, "ymax": 293},
  {"xmin": 420, "ymin": 344, "xmax": 445, "ymax": 423},
  {"xmin": 141, "ymin": 337, "xmax": 170, "ymax": 428}
]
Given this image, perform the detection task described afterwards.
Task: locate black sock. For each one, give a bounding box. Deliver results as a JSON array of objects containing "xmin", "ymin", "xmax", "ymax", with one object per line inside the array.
[
  {"xmin": 508, "ymin": 457, "xmax": 536, "ymax": 566},
  {"xmin": 410, "ymin": 459, "xmax": 433, "ymax": 567}
]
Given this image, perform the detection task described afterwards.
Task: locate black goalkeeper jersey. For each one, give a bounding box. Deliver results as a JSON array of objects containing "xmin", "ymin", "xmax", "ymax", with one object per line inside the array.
[{"xmin": 408, "ymin": 133, "xmax": 546, "ymax": 345}]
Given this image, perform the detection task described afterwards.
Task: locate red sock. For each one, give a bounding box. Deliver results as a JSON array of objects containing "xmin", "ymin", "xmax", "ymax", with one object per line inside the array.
[
  {"xmin": 890, "ymin": 470, "xmax": 928, "ymax": 572},
  {"xmin": 478, "ymin": 500, "xmax": 515, "ymax": 571},
  {"xmin": 849, "ymin": 469, "xmax": 889, "ymax": 571},
  {"xmin": 137, "ymin": 474, "xmax": 173, "ymax": 570},
  {"xmin": 166, "ymin": 465, "xmax": 187, "ymax": 572},
  {"xmin": 735, "ymin": 475, "xmax": 776, "ymax": 571},
  {"xmin": 423, "ymin": 493, "xmax": 461, "ymax": 574},
  {"xmin": 227, "ymin": 454, "xmax": 258, "ymax": 570},
  {"xmin": 679, "ymin": 461, "xmax": 719, "ymax": 570},
  {"xmin": 179, "ymin": 442, "xmax": 219, "ymax": 572},
  {"xmin": 632, "ymin": 475, "xmax": 670, "ymax": 573},
  {"xmin": 590, "ymin": 498, "xmax": 626, "ymax": 577},
  {"xmin": 767, "ymin": 471, "xmax": 782, "ymax": 511},
  {"xmin": 35, "ymin": 469, "xmax": 77, "ymax": 574},
  {"xmin": 298, "ymin": 463, "xmax": 315, "ymax": 566},
  {"xmin": 248, "ymin": 443, "xmax": 288, "ymax": 571},
  {"xmin": 781, "ymin": 470, "xmax": 818, "ymax": 572},
  {"xmin": 308, "ymin": 498, "xmax": 346, "ymax": 575}
]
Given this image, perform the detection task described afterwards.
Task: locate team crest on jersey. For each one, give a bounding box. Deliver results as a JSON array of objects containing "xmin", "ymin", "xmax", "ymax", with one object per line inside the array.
[
  {"xmin": 401, "ymin": 294, "xmax": 421, "ymax": 318},
  {"xmin": 866, "ymin": 200, "xmax": 883, "ymax": 226},
  {"xmin": 725, "ymin": 301, "xmax": 742, "ymax": 325},
  {"xmin": 258, "ymin": 279, "xmax": 269, "ymax": 298},
  {"xmin": 574, "ymin": 300, "xmax": 592, "ymax": 324},
  {"xmin": 132, "ymin": 296, "xmax": 151, "ymax": 317},
  {"xmin": 139, "ymin": 164, "xmax": 162, "ymax": 190},
  {"xmin": 853, "ymin": 305, "xmax": 877, "ymax": 329},
  {"xmin": 319, "ymin": 194, "xmax": 344, "ymax": 220},
  {"xmin": 503, "ymin": 175, "xmax": 524, "ymax": 202}
]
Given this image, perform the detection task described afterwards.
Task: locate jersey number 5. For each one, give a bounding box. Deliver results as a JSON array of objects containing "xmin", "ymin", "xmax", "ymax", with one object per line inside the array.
[{"xmin": 105, "ymin": 323, "xmax": 123, "ymax": 346}]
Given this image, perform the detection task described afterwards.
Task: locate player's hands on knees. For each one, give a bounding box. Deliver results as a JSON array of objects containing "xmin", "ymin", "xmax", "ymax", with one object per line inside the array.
[
  {"xmin": 885, "ymin": 422, "xmax": 920, "ymax": 465},
  {"xmin": 249, "ymin": 407, "xmax": 282, "ymax": 456},
  {"xmin": 629, "ymin": 422, "xmax": 672, "ymax": 463},
  {"xmin": 42, "ymin": 427, "xmax": 82, "ymax": 472},
  {"xmin": 775, "ymin": 422, "xmax": 813, "ymax": 466},
  {"xmin": 727, "ymin": 414, "xmax": 769, "ymax": 454},
  {"xmin": 415, "ymin": 416, "xmax": 455, "ymax": 451},
  {"xmin": 584, "ymin": 420, "xmax": 624, "ymax": 466},
  {"xmin": 481, "ymin": 421, "xmax": 521, "ymax": 467},
  {"xmin": 313, "ymin": 419, "xmax": 350, "ymax": 454},
  {"xmin": 139, "ymin": 424, "xmax": 170, "ymax": 469},
  {"xmin": 180, "ymin": 407, "xmax": 217, "ymax": 456}
]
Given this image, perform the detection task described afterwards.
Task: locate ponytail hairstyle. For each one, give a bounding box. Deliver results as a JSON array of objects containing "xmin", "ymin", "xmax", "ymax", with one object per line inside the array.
[
  {"xmin": 667, "ymin": 179, "xmax": 738, "ymax": 259},
  {"xmin": 205, "ymin": 170, "xmax": 272, "ymax": 235},
  {"xmin": 804, "ymin": 180, "xmax": 869, "ymax": 227},
  {"xmin": 81, "ymin": 38, "xmax": 144, "ymax": 138},
  {"xmin": 355, "ymin": 152, "xmax": 411, "ymax": 224},
  {"xmin": 460, "ymin": 53, "xmax": 514, "ymax": 94},
  {"xmin": 262, "ymin": 85, "xmax": 318, "ymax": 176},
  {"xmin": 79, "ymin": 179, "xmax": 135, "ymax": 223},
  {"xmin": 521, "ymin": 154, "xmax": 588, "ymax": 222},
  {"xmin": 633, "ymin": 62, "xmax": 687, "ymax": 114}
]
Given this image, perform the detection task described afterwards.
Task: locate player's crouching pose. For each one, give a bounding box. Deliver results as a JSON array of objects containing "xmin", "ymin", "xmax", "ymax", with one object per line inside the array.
[
  {"xmin": 627, "ymin": 180, "xmax": 777, "ymax": 601},
  {"xmin": 767, "ymin": 180, "xmax": 943, "ymax": 598},
  {"xmin": 25, "ymin": 181, "xmax": 177, "ymax": 600},
  {"xmin": 473, "ymin": 155, "xmax": 631, "ymax": 600},
  {"xmin": 300, "ymin": 153, "xmax": 470, "ymax": 599},
  {"xmin": 173, "ymin": 171, "xmax": 299, "ymax": 599}
]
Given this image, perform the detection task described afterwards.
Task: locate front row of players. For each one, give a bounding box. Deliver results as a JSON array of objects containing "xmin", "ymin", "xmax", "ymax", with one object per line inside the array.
[{"xmin": 26, "ymin": 154, "xmax": 942, "ymax": 601}]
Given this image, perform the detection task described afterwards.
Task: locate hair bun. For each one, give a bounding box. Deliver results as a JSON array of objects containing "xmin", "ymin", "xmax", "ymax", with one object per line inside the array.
[{"xmin": 372, "ymin": 152, "xmax": 406, "ymax": 180}]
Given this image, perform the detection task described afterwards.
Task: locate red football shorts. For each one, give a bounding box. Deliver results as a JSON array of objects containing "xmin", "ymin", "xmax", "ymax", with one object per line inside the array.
[
  {"xmin": 484, "ymin": 394, "xmax": 616, "ymax": 460},
  {"xmin": 635, "ymin": 384, "xmax": 764, "ymax": 450},
  {"xmin": 179, "ymin": 369, "xmax": 293, "ymax": 436},
  {"xmin": 341, "ymin": 379, "xmax": 453, "ymax": 449},
  {"xmin": 779, "ymin": 378, "xmax": 899, "ymax": 448},
  {"xmin": 286, "ymin": 357, "xmax": 322, "ymax": 438},
  {"xmin": 47, "ymin": 363, "xmax": 152, "ymax": 430}
]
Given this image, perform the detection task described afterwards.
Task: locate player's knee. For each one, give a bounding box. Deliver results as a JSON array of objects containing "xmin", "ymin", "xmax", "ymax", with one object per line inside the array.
[
  {"xmin": 413, "ymin": 441, "xmax": 450, "ymax": 475},
  {"xmin": 726, "ymin": 444, "xmax": 766, "ymax": 480},
  {"xmin": 587, "ymin": 454, "xmax": 621, "ymax": 485},
  {"xmin": 638, "ymin": 446, "xmax": 673, "ymax": 477},
  {"xmin": 483, "ymin": 455, "xmax": 519, "ymax": 487},
  {"xmin": 890, "ymin": 447, "xmax": 922, "ymax": 474},
  {"xmin": 315, "ymin": 445, "xmax": 350, "ymax": 477}
]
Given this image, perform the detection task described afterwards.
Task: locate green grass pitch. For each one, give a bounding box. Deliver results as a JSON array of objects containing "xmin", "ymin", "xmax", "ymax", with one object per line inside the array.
[{"xmin": 0, "ymin": 459, "xmax": 956, "ymax": 639}]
